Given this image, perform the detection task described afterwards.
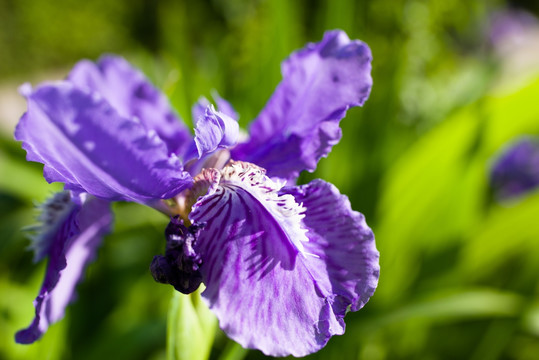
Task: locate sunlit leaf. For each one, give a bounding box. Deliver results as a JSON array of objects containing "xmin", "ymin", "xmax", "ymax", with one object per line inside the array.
[
  {"xmin": 0, "ymin": 273, "xmax": 67, "ymax": 360},
  {"xmin": 359, "ymin": 288, "xmax": 523, "ymax": 331},
  {"xmin": 375, "ymin": 108, "xmax": 483, "ymax": 304},
  {"xmin": 217, "ymin": 341, "xmax": 249, "ymax": 360},
  {"xmin": 167, "ymin": 288, "xmax": 217, "ymax": 360},
  {"xmin": 459, "ymin": 191, "xmax": 539, "ymax": 279}
]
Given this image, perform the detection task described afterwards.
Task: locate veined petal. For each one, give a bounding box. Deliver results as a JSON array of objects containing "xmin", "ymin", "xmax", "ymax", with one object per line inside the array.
[
  {"xmin": 15, "ymin": 193, "xmax": 113, "ymax": 344},
  {"xmin": 192, "ymin": 93, "xmax": 238, "ymax": 123},
  {"xmin": 68, "ymin": 55, "xmax": 193, "ymax": 156},
  {"xmin": 281, "ymin": 179, "xmax": 379, "ymax": 316},
  {"xmin": 232, "ymin": 30, "xmax": 372, "ymax": 180},
  {"xmin": 191, "ymin": 97, "xmax": 211, "ymax": 127},
  {"xmin": 189, "ymin": 162, "xmax": 364, "ymax": 357},
  {"xmin": 212, "ymin": 90, "xmax": 239, "ymax": 121},
  {"xmin": 194, "ymin": 105, "xmax": 239, "ymax": 158},
  {"xmin": 15, "ymin": 82, "xmax": 193, "ymax": 202},
  {"xmin": 27, "ymin": 191, "xmax": 78, "ymax": 263}
]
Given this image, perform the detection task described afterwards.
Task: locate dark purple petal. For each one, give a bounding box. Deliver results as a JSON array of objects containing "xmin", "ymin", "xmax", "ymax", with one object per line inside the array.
[
  {"xmin": 232, "ymin": 30, "xmax": 372, "ymax": 180},
  {"xmin": 281, "ymin": 179, "xmax": 379, "ymax": 316},
  {"xmin": 189, "ymin": 162, "xmax": 377, "ymax": 357},
  {"xmin": 15, "ymin": 82, "xmax": 193, "ymax": 202},
  {"xmin": 68, "ymin": 55, "xmax": 193, "ymax": 156},
  {"xmin": 490, "ymin": 137, "xmax": 539, "ymax": 199},
  {"xmin": 194, "ymin": 105, "xmax": 239, "ymax": 158},
  {"xmin": 15, "ymin": 193, "xmax": 112, "ymax": 344},
  {"xmin": 27, "ymin": 191, "xmax": 78, "ymax": 263}
]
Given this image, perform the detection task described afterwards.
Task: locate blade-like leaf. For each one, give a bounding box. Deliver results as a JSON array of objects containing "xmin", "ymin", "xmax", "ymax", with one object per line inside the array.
[{"xmin": 167, "ymin": 288, "xmax": 217, "ymax": 360}]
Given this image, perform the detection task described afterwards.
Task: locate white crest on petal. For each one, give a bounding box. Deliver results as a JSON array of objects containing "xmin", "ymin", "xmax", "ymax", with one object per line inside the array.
[{"xmin": 220, "ymin": 161, "xmax": 310, "ymax": 254}]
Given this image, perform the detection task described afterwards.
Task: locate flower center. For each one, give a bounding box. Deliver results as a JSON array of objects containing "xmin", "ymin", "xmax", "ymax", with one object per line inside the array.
[{"xmin": 150, "ymin": 216, "xmax": 204, "ymax": 294}]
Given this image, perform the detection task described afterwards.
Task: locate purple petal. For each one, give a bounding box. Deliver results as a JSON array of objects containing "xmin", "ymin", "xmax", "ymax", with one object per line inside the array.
[
  {"xmin": 194, "ymin": 105, "xmax": 239, "ymax": 158},
  {"xmin": 490, "ymin": 137, "xmax": 539, "ymax": 199},
  {"xmin": 281, "ymin": 179, "xmax": 379, "ymax": 316},
  {"xmin": 15, "ymin": 193, "xmax": 113, "ymax": 344},
  {"xmin": 489, "ymin": 9, "xmax": 539, "ymax": 48},
  {"xmin": 191, "ymin": 97, "xmax": 212, "ymax": 126},
  {"xmin": 68, "ymin": 55, "xmax": 193, "ymax": 157},
  {"xmin": 192, "ymin": 93, "xmax": 238, "ymax": 123},
  {"xmin": 15, "ymin": 82, "xmax": 193, "ymax": 202},
  {"xmin": 189, "ymin": 162, "xmax": 378, "ymax": 357},
  {"xmin": 27, "ymin": 192, "xmax": 78, "ymax": 263},
  {"xmin": 232, "ymin": 30, "xmax": 372, "ymax": 180},
  {"xmin": 212, "ymin": 90, "xmax": 239, "ymax": 120}
]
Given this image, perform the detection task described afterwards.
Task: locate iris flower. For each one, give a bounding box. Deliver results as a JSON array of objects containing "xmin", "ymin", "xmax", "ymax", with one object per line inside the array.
[
  {"xmin": 490, "ymin": 137, "xmax": 539, "ymax": 200},
  {"xmin": 14, "ymin": 30, "xmax": 379, "ymax": 357}
]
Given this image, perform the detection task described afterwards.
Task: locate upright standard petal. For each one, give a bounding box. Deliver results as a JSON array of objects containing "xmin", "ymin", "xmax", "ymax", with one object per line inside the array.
[
  {"xmin": 188, "ymin": 162, "xmax": 377, "ymax": 357},
  {"xmin": 211, "ymin": 90, "xmax": 239, "ymax": 121},
  {"xmin": 232, "ymin": 30, "xmax": 373, "ymax": 180},
  {"xmin": 68, "ymin": 56, "xmax": 193, "ymax": 156},
  {"xmin": 192, "ymin": 92, "xmax": 238, "ymax": 123},
  {"xmin": 15, "ymin": 82, "xmax": 192, "ymax": 202},
  {"xmin": 15, "ymin": 193, "xmax": 113, "ymax": 344},
  {"xmin": 194, "ymin": 105, "xmax": 239, "ymax": 158}
]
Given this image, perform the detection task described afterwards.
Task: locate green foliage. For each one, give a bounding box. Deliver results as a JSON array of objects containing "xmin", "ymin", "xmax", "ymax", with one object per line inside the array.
[
  {"xmin": 167, "ymin": 289, "xmax": 217, "ymax": 360},
  {"xmin": 1, "ymin": 0, "xmax": 539, "ymax": 359}
]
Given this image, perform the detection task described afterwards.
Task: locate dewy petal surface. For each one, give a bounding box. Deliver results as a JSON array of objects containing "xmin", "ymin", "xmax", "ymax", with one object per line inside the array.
[
  {"xmin": 16, "ymin": 193, "xmax": 112, "ymax": 344},
  {"xmin": 68, "ymin": 55, "xmax": 193, "ymax": 157},
  {"xmin": 15, "ymin": 82, "xmax": 192, "ymax": 202},
  {"xmin": 232, "ymin": 30, "xmax": 373, "ymax": 180},
  {"xmin": 189, "ymin": 162, "xmax": 378, "ymax": 357}
]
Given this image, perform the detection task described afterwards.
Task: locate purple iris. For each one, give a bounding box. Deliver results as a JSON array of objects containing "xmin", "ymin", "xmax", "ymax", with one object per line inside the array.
[
  {"xmin": 490, "ymin": 137, "xmax": 539, "ymax": 200},
  {"xmin": 14, "ymin": 30, "xmax": 379, "ymax": 357}
]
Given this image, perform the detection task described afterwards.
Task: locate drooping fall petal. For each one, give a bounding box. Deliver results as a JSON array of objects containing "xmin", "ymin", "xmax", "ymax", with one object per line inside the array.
[
  {"xmin": 188, "ymin": 162, "xmax": 378, "ymax": 357},
  {"xmin": 15, "ymin": 193, "xmax": 113, "ymax": 344}
]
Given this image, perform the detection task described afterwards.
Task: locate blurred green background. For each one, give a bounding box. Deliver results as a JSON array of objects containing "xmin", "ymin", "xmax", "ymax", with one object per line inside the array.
[{"xmin": 1, "ymin": 0, "xmax": 539, "ymax": 359}]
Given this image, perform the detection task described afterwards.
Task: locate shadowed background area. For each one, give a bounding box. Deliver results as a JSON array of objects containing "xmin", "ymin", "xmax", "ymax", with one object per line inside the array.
[{"xmin": 1, "ymin": 0, "xmax": 539, "ymax": 359}]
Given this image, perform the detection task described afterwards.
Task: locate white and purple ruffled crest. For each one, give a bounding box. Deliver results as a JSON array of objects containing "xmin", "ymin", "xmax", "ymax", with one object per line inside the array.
[{"xmin": 14, "ymin": 30, "xmax": 379, "ymax": 357}]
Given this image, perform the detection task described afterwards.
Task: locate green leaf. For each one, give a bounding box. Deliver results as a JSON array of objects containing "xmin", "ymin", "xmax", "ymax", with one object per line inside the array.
[
  {"xmin": 459, "ymin": 191, "xmax": 539, "ymax": 279},
  {"xmin": 375, "ymin": 108, "xmax": 483, "ymax": 304},
  {"xmin": 0, "ymin": 273, "xmax": 68, "ymax": 360},
  {"xmin": 359, "ymin": 288, "xmax": 523, "ymax": 331},
  {"xmin": 217, "ymin": 341, "xmax": 249, "ymax": 360},
  {"xmin": 0, "ymin": 149, "xmax": 62, "ymax": 202},
  {"xmin": 167, "ymin": 288, "xmax": 217, "ymax": 360}
]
